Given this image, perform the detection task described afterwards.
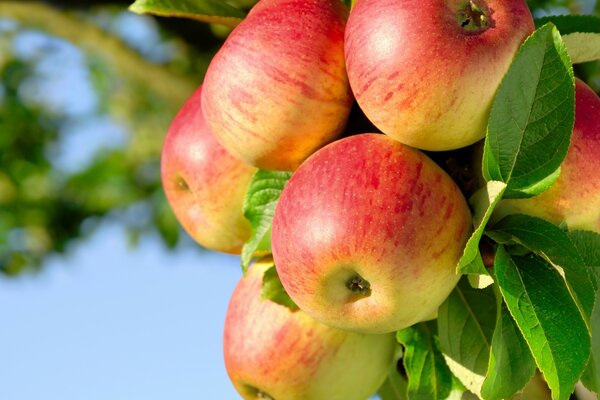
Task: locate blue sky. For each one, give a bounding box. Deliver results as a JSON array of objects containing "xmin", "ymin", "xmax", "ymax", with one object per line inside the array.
[{"xmin": 0, "ymin": 222, "xmax": 241, "ymax": 400}]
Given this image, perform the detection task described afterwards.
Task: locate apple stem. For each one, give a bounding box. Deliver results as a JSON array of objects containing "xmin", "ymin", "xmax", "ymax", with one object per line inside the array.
[
  {"xmin": 441, "ymin": 153, "xmax": 479, "ymax": 199},
  {"xmin": 346, "ymin": 274, "xmax": 372, "ymax": 297},
  {"xmin": 458, "ymin": 0, "xmax": 489, "ymax": 32},
  {"xmin": 480, "ymin": 237, "xmax": 495, "ymax": 268}
]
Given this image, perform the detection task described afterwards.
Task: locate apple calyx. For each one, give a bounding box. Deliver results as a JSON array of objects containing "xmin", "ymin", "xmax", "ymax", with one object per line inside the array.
[
  {"xmin": 256, "ymin": 390, "xmax": 274, "ymax": 400},
  {"xmin": 244, "ymin": 384, "xmax": 275, "ymax": 400},
  {"xmin": 174, "ymin": 176, "xmax": 189, "ymax": 192},
  {"xmin": 346, "ymin": 274, "xmax": 372, "ymax": 298},
  {"xmin": 458, "ymin": 0, "xmax": 489, "ymax": 33}
]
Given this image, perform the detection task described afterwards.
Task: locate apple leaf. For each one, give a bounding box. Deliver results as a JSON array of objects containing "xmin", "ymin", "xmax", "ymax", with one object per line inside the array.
[
  {"xmin": 480, "ymin": 293, "xmax": 536, "ymax": 400},
  {"xmin": 568, "ymin": 231, "xmax": 600, "ymax": 394},
  {"xmin": 261, "ymin": 264, "xmax": 298, "ymax": 310},
  {"xmin": 487, "ymin": 214, "xmax": 596, "ymax": 320},
  {"xmin": 561, "ymin": 32, "xmax": 600, "ymax": 64},
  {"xmin": 129, "ymin": 0, "xmax": 245, "ymax": 26},
  {"xmin": 510, "ymin": 166, "xmax": 561, "ymax": 199},
  {"xmin": 437, "ymin": 278, "xmax": 496, "ymax": 397},
  {"xmin": 396, "ymin": 322, "xmax": 461, "ymax": 400},
  {"xmin": 568, "ymin": 230, "xmax": 600, "ymax": 270},
  {"xmin": 581, "ymin": 284, "xmax": 600, "ymax": 395},
  {"xmin": 535, "ymin": 15, "xmax": 600, "ymax": 34},
  {"xmin": 535, "ymin": 15, "xmax": 600, "ymax": 64},
  {"xmin": 468, "ymin": 274, "xmax": 494, "ymax": 289},
  {"xmin": 457, "ymin": 180, "xmax": 507, "ymax": 275},
  {"xmin": 377, "ymin": 368, "xmax": 409, "ymax": 400},
  {"xmin": 241, "ymin": 170, "xmax": 291, "ymax": 272},
  {"xmin": 494, "ymin": 246, "xmax": 590, "ymax": 400},
  {"xmin": 582, "ymin": 301, "xmax": 600, "ymax": 396},
  {"xmin": 395, "ymin": 326, "xmax": 440, "ymax": 399},
  {"xmin": 482, "ymin": 23, "xmax": 575, "ymax": 199}
]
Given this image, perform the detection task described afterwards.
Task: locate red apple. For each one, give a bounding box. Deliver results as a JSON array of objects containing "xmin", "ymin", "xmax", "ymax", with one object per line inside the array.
[
  {"xmin": 202, "ymin": 0, "xmax": 353, "ymax": 171},
  {"xmin": 161, "ymin": 86, "xmax": 256, "ymax": 254},
  {"xmin": 223, "ymin": 258, "xmax": 397, "ymax": 400},
  {"xmin": 344, "ymin": 0, "xmax": 534, "ymax": 151},
  {"xmin": 272, "ymin": 134, "xmax": 472, "ymax": 334},
  {"xmin": 495, "ymin": 79, "xmax": 600, "ymax": 232}
]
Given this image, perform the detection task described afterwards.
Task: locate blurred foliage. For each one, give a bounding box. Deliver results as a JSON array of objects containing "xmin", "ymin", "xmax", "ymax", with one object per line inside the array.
[
  {"xmin": 0, "ymin": 2, "xmax": 222, "ymax": 276},
  {"xmin": 0, "ymin": 0, "xmax": 598, "ymax": 277}
]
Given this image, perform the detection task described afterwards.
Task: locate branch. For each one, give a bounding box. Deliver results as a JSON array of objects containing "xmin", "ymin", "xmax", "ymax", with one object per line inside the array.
[{"xmin": 0, "ymin": 1, "xmax": 198, "ymax": 106}]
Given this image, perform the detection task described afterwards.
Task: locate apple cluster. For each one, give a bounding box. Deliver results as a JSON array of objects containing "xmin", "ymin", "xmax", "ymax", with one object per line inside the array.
[{"xmin": 160, "ymin": 0, "xmax": 600, "ymax": 398}]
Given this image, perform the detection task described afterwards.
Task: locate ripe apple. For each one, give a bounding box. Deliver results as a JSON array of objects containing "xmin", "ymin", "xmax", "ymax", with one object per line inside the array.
[
  {"xmin": 494, "ymin": 79, "xmax": 600, "ymax": 232},
  {"xmin": 223, "ymin": 258, "xmax": 397, "ymax": 400},
  {"xmin": 202, "ymin": 0, "xmax": 353, "ymax": 171},
  {"xmin": 271, "ymin": 134, "xmax": 472, "ymax": 334},
  {"xmin": 161, "ymin": 86, "xmax": 256, "ymax": 254},
  {"xmin": 344, "ymin": 0, "xmax": 534, "ymax": 151}
]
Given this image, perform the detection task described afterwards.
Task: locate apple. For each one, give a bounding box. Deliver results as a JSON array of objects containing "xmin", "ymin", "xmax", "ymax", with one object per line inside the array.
[
  {"xmin": 344, "ymin": 0, "xmax": 534, "ymax": 151},
  {"xmin": 271, "ymin": 134, "xmax": 472, "ymax": 334},
  {"xmin": 494, "ymin": 79, "xmax": 600, "ymax": 232},
  {"xmin": 161, "ymin": 86, "xmax": 256, "ymax": 254},
  {"xmin": 201, "ymin": 0, "xmax": 353, "ymax": 171},
  {"xmin": 223, "ymin": 258, "xmax": 397, "ymax": 400}
]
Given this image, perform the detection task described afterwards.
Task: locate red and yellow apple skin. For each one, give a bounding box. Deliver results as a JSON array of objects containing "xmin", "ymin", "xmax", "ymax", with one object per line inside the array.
[
  {"xmin": 271, "ymin": 134, "xmax": 472, "ymax": 334},
  {"xmin": 201, "ymin": 0, "xmax": 353, "ymax": 172},
  {"xmin": 495, "ymin": 79, "xmax": 600, "ymax": 232},
  {"xmin": 344, "ymin": 0, "xmax": 534, "ymax": 151},
  {"xmin": 223, "ymin": 259, "xmax": 397, "ymax": 400},
  {"xmin": 161, "ymin": 86, "xmax": 256, "ymax": 254}
]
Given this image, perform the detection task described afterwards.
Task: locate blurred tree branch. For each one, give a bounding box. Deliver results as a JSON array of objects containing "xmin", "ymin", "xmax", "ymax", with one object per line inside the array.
[
  {"xmin": 0, "ymin": 2, "xmax": 210, "ymax": 275},
  {"xmin": 0, "ymin": 1, "xmax": 198, "ymax": 106}
]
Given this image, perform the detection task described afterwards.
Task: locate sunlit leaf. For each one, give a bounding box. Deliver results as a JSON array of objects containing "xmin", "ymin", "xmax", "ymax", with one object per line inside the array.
[{"xmin": 129, "ymin": 0, "xmax": 245, "ymax": 26}]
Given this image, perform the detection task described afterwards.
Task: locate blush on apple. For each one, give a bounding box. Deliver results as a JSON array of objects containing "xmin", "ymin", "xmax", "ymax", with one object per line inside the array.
[
  {"xmin": 224, "ymin": 258, "xmax": 397, "ymax": 400},
  {"xmin": 161, "ymin": 86, "xmax": 256, "ymax": 254},
  {"xmin": 272, "ymin": 134, "xmax": 472, "ymax": 334},
  {"xmin": 202, "ymin": 0, "xmax": 353, "ymax": 171},
  {"xmin": 344, "ymin": 0, "xmax": 534, "ymax": 151}
]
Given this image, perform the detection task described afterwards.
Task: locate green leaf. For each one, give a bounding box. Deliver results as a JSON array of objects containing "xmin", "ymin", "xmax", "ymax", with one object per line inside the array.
[
  {"xmin": 535, "ymin": 15, "xmax": 600, "ymax": 64},
  {"xmin": 241, "ymin": 170, "xmax": 291, "ymax": 272},
  {"xmin": 129, "ymin": 0, "xmax": 245, "ymax": 26},
  {"xmin": 535, "ymin": 15, "xmax": 600, "ymax": 34},
  {"xmin": 457, "ymin": 181, "xmax": 507, "ymax": 275},
  {"xmin": 568, "ymin": 231, "xmax": 600, "ymax": 394},
  {"xmin": 437, "ymin": 278, "xmax": 496, "ymax": 396},
  {"xmin": 488, "ymin": 214, "xmax": 595, "ymax": 319},
  {"xmin": 508, "ymin": 166, "xmax": 561, "ymax": 199},
  {"xmin": 481, "ymin": 293, "xmax": 536, "ymax": 400},
  {"xmin": 261, "ymin": 264, "xmax": 298, "ymax": 310},
  {"xmin": 581, "ymin": 284, "xmax": 600, "ymax": 395},
  {"xmin": 396, "ymin": 323, "xmax": 456, "ymax": 400},
  {"xmin": 482, "ymin": 24, "xmax": 575, "ymax": 198},
  {"xmin": 558, "ymin": 34, "xmax": 600, "ymax": 64},
  {"xmin": 378, "ymin": 368, "xmax": 409, "ymax": 400},
  {"xmin": 568, "ymin": 230, "xmax": 600, "ymax": 270},
  {"xmin": 494, "ymin": 247, "xmax": 590, "ymax": 400},
  {"xmin": 468, "ymin": 273, "xmax": 495, "ymax": 290}
]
